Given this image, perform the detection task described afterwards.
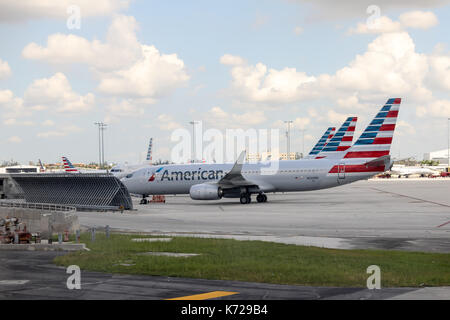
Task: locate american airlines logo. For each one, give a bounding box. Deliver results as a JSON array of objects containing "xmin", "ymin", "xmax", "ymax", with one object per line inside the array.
[
  {"xmin": 149, "ymin": 167, "xmax": 164, "ymax": 182},
  {"xmin": 150, "ymin": 168, "xmax": 225, "ymax": 182}
]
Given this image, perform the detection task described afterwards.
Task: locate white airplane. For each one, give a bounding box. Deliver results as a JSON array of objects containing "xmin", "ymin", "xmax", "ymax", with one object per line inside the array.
[
  {"xmin": 61, "ymin": 156, "xmax": 106, "ymax": 173},
  {"xmin": 122, "ymin": 98, "xmax": 401, "ymax": 204},
  {"xmin": 389, "ymin": 165, "xmax": 440, "ymax": 178},
  {"xmin": 111, "ymin": 138, "xmax": 153, "ymax": 179},
  {"xmin": 124, "ymin": 117, "xmax": 356, "ymax": 204},
  {"xmin": 62, "ymin": 156, "xmax": 80, "ymax": 173}
]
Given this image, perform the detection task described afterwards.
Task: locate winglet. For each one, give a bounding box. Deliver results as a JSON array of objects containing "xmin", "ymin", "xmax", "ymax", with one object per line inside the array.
[
  {"xmin": 230, "ymin": 150, "xmax": 246, "ymax": 174},
  {"xmin": 218, "ymin": 151, "xmax": 247, "ymax": 186}
]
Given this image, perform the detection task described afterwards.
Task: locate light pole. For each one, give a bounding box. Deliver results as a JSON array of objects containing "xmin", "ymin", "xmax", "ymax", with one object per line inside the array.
[
  {"xmin": 284, "ymin": 120, "xmax": 293, "ymax": 160},
  {"xmin": 101, "ymin": 123, "xmax": 107, "ymax": 167},
  {"xmin": 94, "ymin": 122, "xmax": 107, "ymax": 168}
]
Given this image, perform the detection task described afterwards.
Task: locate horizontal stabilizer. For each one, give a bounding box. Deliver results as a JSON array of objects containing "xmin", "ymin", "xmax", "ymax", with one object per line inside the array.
[{"xmin": 364, "ymin": 155, "xmax": 391, "ymax": 169}]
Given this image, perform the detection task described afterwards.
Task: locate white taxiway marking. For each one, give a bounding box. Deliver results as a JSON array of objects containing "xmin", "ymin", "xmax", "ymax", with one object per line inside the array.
[{"xmin": 0, "ymin": 280, "xmax": 30, "ymax": 285}]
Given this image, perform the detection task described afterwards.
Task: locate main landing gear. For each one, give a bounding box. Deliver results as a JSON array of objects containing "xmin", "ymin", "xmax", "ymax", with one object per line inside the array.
[
  {"xmin": 256, "ymin": 194, "xmax": 267, "ymax": 203},
  {"xmin": 239, "ymin": 193, "xmax": 267, "ymax": 204},
  {"xmin": 240, "ymin": 194, "xmax": 251, "ymax": 204}
]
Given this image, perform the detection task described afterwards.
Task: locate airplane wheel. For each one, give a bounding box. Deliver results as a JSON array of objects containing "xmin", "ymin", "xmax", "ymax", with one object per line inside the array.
[
  {"xmin": 256, "ymin": 194, "xmax": 264, "ymax": 203},
  {"xmin": 240, "ymin": 194, "xmax": 251, "ymax": 204},
  {"xmin": 140, "ymin": 198, "xmax": 148, "ymax": 205},
  {"xmin": 262, "ymin": 194, "xmax": 267, "ymax": 202}
]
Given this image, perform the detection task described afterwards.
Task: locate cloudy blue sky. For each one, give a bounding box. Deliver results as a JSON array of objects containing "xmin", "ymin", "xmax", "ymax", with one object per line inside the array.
[{"xmin": 1, "ymin": 0, "xmax": 450, "ymax": 164}]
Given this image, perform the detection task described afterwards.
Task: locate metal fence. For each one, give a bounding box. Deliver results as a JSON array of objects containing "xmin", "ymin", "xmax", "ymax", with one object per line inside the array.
[{"xmin": 0, "ymin": 201, "xmax": 76, "ymax": 212}]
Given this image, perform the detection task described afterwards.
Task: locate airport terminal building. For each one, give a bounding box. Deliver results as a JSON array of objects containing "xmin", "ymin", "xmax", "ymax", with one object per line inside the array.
[{"xmin": 423, "ymin": 149, "xmax": 450, "ymax": 165}]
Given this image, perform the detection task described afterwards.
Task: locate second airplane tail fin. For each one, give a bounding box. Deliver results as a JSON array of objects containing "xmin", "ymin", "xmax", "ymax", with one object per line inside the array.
[
  {"xmin": 315, "ymin": 117, "xmax": 357, "ymax": 159},
  {"xmin": 62, "ymin": 156, "xmax": 79, "ymax": 173}
]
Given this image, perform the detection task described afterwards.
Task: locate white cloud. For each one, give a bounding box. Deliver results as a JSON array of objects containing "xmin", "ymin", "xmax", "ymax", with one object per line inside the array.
[
  {"xmin": 156, "ymin": 114, "xmax": 182, "ymax": 131},
  {"xmin": 0, "ymin": 0, "xmax": 129, "ymax": 22},
  {"xmin": 205, "ymin": 106, "xmax": 267, "ymax": 129},
  {"xmin": 349, "ymin": 11, "xmax": 438, "ymax": 34},
  {"xmin": 396, "ymin": 120, "xmax": 416, "ymax": 136},
  {"xmin": 288, "ymin": 1, "xmax": 449, "ymax": 20},
  {"xmin": 0, "ymin": 89, "xmax": 28, "ymax": 118},
  {"xmin": 23, "ymin": 15, "xmax": 190, "ymax": 100},
  {"xmin": 37, "ymin": 125, "xmax": 83, "ymax": 138},
  {"xmin": 7, "ymin": 136, "xmax": 22, "ymax": 143},
  {"xmin": 327, "ymin": 32, "xmax": 431, "ymax": 102},
  {"xmin": 337, "ymin": 95, "xmax": 370, "ymax": 110},
  {"xmin": 417, "ymin": 100, "xmax": 450, "ymax": 117},
  {"xmin": 220, "ymin": 54, "xmax": 246, "ymax": 66},
  {"xmin": 223, "ymin": 29, "xmax": 450, "ymax": 127},
  {"xmin": 399, "ymin": 11, "xmax": 438, "ymax": 29},
  {"xmin": 24, "ymin": 72, "xmax": 95, "ymax": 113},
  {"xmin": 326, "ymin": 110, "xmax": 349, "ymax": 124},
  {"xmin": 221, "ymin": 55, "xmax": 316, "ymax": 104},
  {"xmin": 222, "ymin": 32, "xmax": 433, "ymax": 105},
  {"xmin": 98, "ymin": 45, "xmax": 189, "ymax": 98},
  {"xmin": 42, "ymin": 120, "xmax": 55, "ymax": 126},
  {"xmin": 294, "ymin": 26, "xmax": 304, "ymax": 35},
  {"xmin": 349, "ymin": 16, "xmax": 402, "ymax": 34},
  {"xmin": 0, "ymin": 58, "xmax": 11, "ymax": 78},
  {"xmin": 104, "ymin": 99, "xmax": 145, "ymax": 123},
  {"xmin": 3, "ymin": 118, "xmax": 34, "ymax": 126},
  {"xmin": 23, "ymin": 15, "xmax": 141, "ymax": 71},
  {"xmin": 428, "ymin": 47, "xmax": 450, "ymax": 91}
]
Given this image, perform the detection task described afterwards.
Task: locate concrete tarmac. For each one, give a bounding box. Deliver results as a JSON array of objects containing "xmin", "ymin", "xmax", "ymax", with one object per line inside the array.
[
  {"xmin": 77, "ymin": 179, "xmax": 450, "ymax": 253},
  {"xmin": 1, "ymin": 251, "xmax": 448, "ymax": 300}
]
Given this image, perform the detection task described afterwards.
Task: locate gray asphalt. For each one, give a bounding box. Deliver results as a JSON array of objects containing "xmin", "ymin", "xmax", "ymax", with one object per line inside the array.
[
  {"xmin": 2, "ymin": 179, "xmax": 449, "ymax": 300},
  {"xmin": 77, "ymin": 179, "xmax": 450, "ymax": 253},
  {"xmin": 1, "ymin": 251, "xmax": 445, "ymax": 300}
]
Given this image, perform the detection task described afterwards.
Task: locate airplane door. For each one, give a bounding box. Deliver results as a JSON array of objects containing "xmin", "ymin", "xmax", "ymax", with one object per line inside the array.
[{"xmin": 338, "ymin": 162, "xmax": 345, "ymax": 179}]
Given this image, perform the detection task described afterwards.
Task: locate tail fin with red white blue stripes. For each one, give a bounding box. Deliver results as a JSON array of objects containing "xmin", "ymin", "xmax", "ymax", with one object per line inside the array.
[
  {"xmin": 343, "ymin": 98, "xmax": 401, "ymax": 161},
  {"xmin": 145, "ymin": 138, "xmax": 153, "ymax": 163},
  {"xmin": 306, "ymin": 127, "xmax": 336, "ymax": 158},
  {"xmin": 315, "ymin": 117, "xmax": 357, "ymax": 159},
  {"xmin": 62, "ymin": 156, "xmax": 79, "ymax": 173}
]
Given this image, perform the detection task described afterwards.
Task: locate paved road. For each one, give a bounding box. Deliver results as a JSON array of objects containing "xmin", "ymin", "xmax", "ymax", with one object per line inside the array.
[
  {"xmin": 1, "ymin": 251, "xmax": 448, "ymax": 300},
  {"xmin": 77, "ymin": 179, "xmax": 450, "ymax": 253}
]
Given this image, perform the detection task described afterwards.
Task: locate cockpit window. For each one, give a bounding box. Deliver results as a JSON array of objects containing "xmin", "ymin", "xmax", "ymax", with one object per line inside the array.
[{"xmin": 125, "ymin": 173, "xmax": 133, "ymax": 178}]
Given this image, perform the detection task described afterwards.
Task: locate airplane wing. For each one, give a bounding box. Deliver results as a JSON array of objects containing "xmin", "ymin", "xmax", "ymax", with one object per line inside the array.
[{"xmin": 217, "ymin": 151, "xmax": 257, "ymax": 188}]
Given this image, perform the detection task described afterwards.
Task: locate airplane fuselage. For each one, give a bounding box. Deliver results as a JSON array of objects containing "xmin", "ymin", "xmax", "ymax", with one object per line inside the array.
[{"xmin": 122, "ymin": 158, "xmax": 379, "ymax": 196}]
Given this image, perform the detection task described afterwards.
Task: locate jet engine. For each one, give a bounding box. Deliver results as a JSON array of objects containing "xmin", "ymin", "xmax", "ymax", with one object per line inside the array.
[{"xmin": 189, "ymin": 183, "xmax": 223, "ymax": 200}]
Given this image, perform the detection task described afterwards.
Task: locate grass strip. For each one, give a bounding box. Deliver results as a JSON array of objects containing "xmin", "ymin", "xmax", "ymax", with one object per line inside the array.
[{"xmin": 54, "ymin": 233, "xmax": 450, "ymax": 287}]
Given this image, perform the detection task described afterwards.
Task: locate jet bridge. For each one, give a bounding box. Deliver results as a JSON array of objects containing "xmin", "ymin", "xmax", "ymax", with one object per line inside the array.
[{"xmin": 8, "ymin": 173, "xmax": 133, "ymax": 211}]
